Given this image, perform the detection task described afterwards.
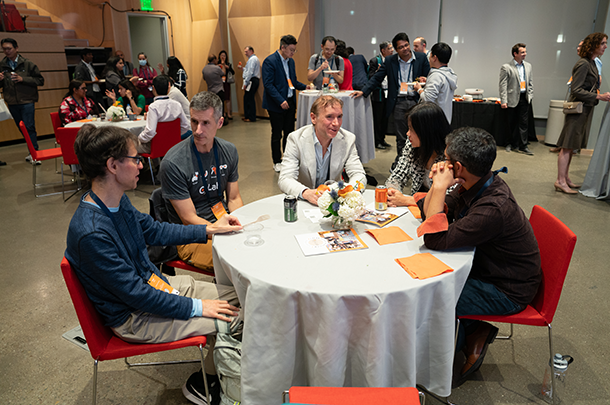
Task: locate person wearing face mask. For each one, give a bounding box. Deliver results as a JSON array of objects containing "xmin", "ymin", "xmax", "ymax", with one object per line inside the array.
[{"xmin": 133, "ymin": 52, "xmax": 158, "ymax": 104}]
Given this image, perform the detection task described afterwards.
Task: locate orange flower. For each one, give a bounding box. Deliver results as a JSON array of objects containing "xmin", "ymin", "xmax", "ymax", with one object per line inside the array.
[
  {"xmin": 337, "ymin": 184, "xmax": 353, "ymax": 197},
  {"xmin": 316, "ymin": 184, "xmax": 330, "ymax": 194}
]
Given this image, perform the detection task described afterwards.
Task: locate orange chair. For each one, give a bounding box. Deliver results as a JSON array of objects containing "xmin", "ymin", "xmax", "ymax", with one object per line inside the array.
[
  {"xmin": 283, "ymin": 387, "xmax": 425, "ymax": 405},
  {"xmin": 140, "ymin": 118, "xmax": 181, "ymax": 184},
  {"xmin": 19, "ymin": 121, "xmax": 63, "ymax": 197},
  {"xmin": 60, "ymin": 257, "xmax": 210, "ymax": 405},
  {"xmin": 55, "ymin": 127, "xmax": 84, "ymax": 201},
  {"xmin": 459, "ymin": 205, "xmax": 577, "ymax": 404}
]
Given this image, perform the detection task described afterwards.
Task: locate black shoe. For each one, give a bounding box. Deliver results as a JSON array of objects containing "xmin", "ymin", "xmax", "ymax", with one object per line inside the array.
[
  {"xmin": 375, "ymin": 143, "xmax": 387, "ymax": 150},
  {"xmin": 0, "ymin": 160, "xmax": 6, "ymax": 166},
  {"xmin": 182, "ymin": 370, "xmax": 220, "ymax": 405},
  {"xmin": 518, "ymin": 147, "xmax": 534, "ymax": 156},
  {"xmin": 382, "ymin": 141, "xmax": 391, "ymax": 147}
]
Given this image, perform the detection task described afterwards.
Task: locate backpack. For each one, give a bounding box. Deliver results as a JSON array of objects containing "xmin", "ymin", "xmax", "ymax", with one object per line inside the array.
[{"xmin": 213, "ymin": 318, "xmax": 243, "ymax": 405}]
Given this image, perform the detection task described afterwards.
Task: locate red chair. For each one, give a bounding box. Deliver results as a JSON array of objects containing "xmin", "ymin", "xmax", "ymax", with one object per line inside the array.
[
  {"xmin": 165, "ymin": 259, "xmax": 215, "ymax": 277},
  {"xmin": 55, "ymin": 127, "xmax": 84, "ymax": 201},
  {"xmin": 140, "ymin": 118, "xmax": 181, "ymax": 184},
  {"xmin": 283, "ymin": 387, "xmax": 424, "ymax": 404},
  {"xmin": 19, "ymin": 121, "xmax": 63, "ymax": 197},
  {"xmin": 60, "ymin": 257, "xmax": 210, "ymax": 405},
  {"xmin": 459, "ymin": 205, "xmax": 577, "ymax": 404},
  {"xmin": 50, "ymin": 111, "xmax": 62, "ymax": 131}
]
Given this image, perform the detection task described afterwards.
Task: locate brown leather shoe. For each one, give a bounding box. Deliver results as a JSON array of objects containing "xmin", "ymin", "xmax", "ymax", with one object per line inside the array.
[
  {"xmin": 460, "ymin": 322, "xmax": 499, "ymax": 376},
  {"xmin": 241, "ymin": 118, "xmax": 251, "ymax": 122}
]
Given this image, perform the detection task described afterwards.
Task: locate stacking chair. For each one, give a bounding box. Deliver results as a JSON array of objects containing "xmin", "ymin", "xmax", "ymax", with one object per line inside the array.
[
  {"xmin": 19, "ymin": 121, "xmax": 63, "ymax": 197},
  {"xmin": 60, "ymin": 257, "xmax": 210, "ymax": 405},
  {"xmin": 282, "ymin": 386, "xmax": 425, "ymax": 405},
  {"xmin": 459, "ymin": 205, "xmax": 577, "ymax": 404},
  {"xmin": 140, "ymin": 118, "xmax": 181, "ymax": 184},
  {"xmin": 54, "ymin": 127, "xmax": 84, "ymax": 201},
  {"xmin": 50, "ymin": 111, "xmax": 62, "ymax": 130}
]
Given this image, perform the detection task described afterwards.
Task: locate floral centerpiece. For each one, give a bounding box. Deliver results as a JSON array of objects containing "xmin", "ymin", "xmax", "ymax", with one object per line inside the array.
[
  {"xmin": 106, "ymin": 102, "xmax": 126, "ymax": 122},
  {"xmin": 317, "ymin": 180, "xmax": 366, "ymax": 229}
]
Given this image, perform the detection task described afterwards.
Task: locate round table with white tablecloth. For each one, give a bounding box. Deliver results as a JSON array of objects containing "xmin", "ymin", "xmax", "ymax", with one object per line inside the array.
[
  {"xmin": 296, "ymin": 90, "xmax": 375, "ymax": 163},
  {"xmin": 212, "ymin": 190, "xmax": 474, "ymax": 405},
  {"xmin": 65, "ymin": 117, "xmax": 146, "ymax": 137}
]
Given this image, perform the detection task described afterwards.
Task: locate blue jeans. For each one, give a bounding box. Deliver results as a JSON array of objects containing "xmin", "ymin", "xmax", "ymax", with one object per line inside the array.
[
  {"xmin": 8, "ymin": 103, "xmax": 38, "ymax": 150},
  {"xmin": 456, "ymin": 278, "xmax": 522, "ymax": 351}
]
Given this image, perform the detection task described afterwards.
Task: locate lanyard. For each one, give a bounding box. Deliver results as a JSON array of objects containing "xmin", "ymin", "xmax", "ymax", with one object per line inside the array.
[
  {"xmin": 458, "ymin": 167, "xmax": 507, "ymax": 219},
  {"xmin": 140, "ymin": 66, "xmax": 151, "ymax": 80},
  {"xmin": 89, "ymin": 191, "xmax": 151, "ymax": 277},
  {"xmin": 73, "ymin": 97, "xmax": 87, "ymax": 113},
  {"xmin": 399, "ymin": 61, "xmax": 413, "ymax": 84},
  {"xmin": 191, "ymin": 137, "xmax": 222, "ymax": 203}
]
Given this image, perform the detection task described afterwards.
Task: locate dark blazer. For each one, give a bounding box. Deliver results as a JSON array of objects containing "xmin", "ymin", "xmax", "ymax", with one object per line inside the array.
[
  {"xmin": 361, "ymin": 52, "xmax": 430, "ymax": 117},
  {"xmin": 262, "ymin": 50, "xmax": 307, "ymax": 113},
  {"xmin": 349, "ymin": 54, "xmax": 368, "ymax": 89},
  {"xmin": 569, "ymin": 58, "xmax": 600, "ymax": 107}
]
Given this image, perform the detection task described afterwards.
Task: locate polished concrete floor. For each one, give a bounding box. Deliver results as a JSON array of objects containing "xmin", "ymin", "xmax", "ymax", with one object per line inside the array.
[{"xmin": 0, "ymin": 117, "xmax": 609, "ymax": 404}]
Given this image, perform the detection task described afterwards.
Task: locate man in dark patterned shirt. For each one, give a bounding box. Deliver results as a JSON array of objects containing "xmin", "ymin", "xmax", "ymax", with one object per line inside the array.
[{"xmin": 416, "ymin": 127, "xmax": 541, "ymax": 386}]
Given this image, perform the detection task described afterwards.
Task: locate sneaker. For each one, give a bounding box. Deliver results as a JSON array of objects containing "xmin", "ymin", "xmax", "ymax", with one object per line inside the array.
[
  {"xmin": 25, "ymin": 155, "xmax": 41, "ymax": 165},
  {"xmin": 505, "ymin": 145, "xmax": 512, "ymax": 153},
  {"xmin": 375, "ymin": 143, "xmax": 387, "ymax": 150},
  {"xmin": 182, "ymin": 370, "xmax": 220, "ymax": 405},
  {"xmin": 273, "ymin": 163, "xmax": 282, "ymax": 172},
  {"xmin": 518, "ymin": 147, "xmax": 534, "ymax": 156}
]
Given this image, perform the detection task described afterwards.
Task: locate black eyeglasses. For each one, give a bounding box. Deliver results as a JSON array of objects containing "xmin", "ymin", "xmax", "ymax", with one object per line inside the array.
[{"xmin": 122, "ymin": 155, "xmax": 144, "ymax": 164}]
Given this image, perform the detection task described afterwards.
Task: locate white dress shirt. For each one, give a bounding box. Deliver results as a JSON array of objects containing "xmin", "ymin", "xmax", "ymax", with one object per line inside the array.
[
  {"xmin": 243, "ymin": 54, "xmax": 261, "ymax": 87},
  {"xmin": 139, "ymin": 96, "xmax": 190, "ymax": 144}
]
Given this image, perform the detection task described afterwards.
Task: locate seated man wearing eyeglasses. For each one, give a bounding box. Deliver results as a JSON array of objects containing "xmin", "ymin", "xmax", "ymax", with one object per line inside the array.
[
  {"xmin": 65, "ymin": 124, "xmax": 241, "ymax": 404},
  {"xmin": 416, "ymin": 127, "xmax": 541, "ymax": 387}
]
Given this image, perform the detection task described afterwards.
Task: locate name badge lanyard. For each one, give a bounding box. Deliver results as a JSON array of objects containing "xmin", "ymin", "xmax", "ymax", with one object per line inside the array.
[
  {"xmin": 399, "ymin": 62, "xmax": 413, "ymax": 85},
  {"xmin": 73, "ymin": 97, "xmax": 88, "ymax": 114},
  {"xmin": 458, "ymin": 167, "xmax": 508, "ymax": 219},
  {"xmin": 89, "ymin": 190, "xmax": 151, "ymax": 278},
  {"xmin": 191, "ymin": 137, "xmax": 222, "ymax": 204}
]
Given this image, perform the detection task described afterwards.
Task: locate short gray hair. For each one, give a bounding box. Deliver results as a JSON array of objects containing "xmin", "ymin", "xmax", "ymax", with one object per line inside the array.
[{"xmin": 190, "ymin": 91, "xmax": 223, "ymax": 122}]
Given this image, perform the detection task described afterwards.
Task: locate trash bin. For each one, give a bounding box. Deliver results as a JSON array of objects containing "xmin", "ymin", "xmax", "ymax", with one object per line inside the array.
[{"xmin": 545, "ymin": 100, "xmax": 565, "ymax": 146}]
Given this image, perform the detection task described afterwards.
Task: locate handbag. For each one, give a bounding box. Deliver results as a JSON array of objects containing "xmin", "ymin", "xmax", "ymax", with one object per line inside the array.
[
  {"xmin": 562, "ymin": 81, "xmax": 596, "ymax": 114},
  {"xmin": 227, "ymin": 70, "xmax": 235, "ymax": 84},
  {"xmin": 0, "ymin": 96, "xmax": 12, "ymax": 122}
]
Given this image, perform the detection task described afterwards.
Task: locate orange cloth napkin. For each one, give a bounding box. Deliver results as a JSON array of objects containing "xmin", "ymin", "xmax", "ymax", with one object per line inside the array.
[
  {"xmin": 408, "ymin": 205, "xmax": 421, "ymax": 219},
  {"xmin": 395, "ymin": 253, "xmax": 453, "ymax": 279},
  {"xmin": 416, "ymin": 212, "xmax": 449, "ymax": 237},
  {"xmin": 366, "ymin": 226, "xmax": 412, "ymax": 245},
  {"xmin": 77, "ymin": 119, "xmax": 95, "ymax": 123}
]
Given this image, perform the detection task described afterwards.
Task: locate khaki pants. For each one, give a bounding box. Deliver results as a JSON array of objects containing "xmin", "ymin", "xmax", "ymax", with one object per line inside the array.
[
  {"xmin": 177, "ymin": 242, "xmax": 214, "ymax": 272},
  {"xmin": 112, "ymin": 275, "xmax": 238, "ymax": 373}
]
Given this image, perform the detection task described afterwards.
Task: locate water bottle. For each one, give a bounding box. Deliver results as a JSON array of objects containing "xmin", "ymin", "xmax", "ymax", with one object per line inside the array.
[
  {"xmin": 126, "ymin": 104, "xmax": 132, "ymax": 115},
  {"xmin": 541, "ymin": 353, "xmax": 573, "ymax": 403}
]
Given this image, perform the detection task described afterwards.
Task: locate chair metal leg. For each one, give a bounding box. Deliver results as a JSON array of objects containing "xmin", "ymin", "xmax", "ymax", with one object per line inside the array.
[
  {"xmin": 282, "ymin": 390, "xmax": 289, "ymax": 403},
  {"xmin": 419, "ymin": 391, "xmax": 426, "ymax": 405},
  {"xmin": 123, "ymin": 356, "xmax": 201, "ymax": 367},
  {"xmin": 199, "ymin": 344, "xmax": 211, "ymax": 405},
  {"xmin": 92, "ymin": 359, "xmax": 98, "ymax": 405},
  {"xmin": 548, "ymin": 324, "xmax": 557, "ymax": 405},
  {"xmin": 148, "ymin": 157, "xmax": 155, "ymax": 185},
  {"xmin": 495, "ymin": 323, "xmax": 514, "ymax": 340}
]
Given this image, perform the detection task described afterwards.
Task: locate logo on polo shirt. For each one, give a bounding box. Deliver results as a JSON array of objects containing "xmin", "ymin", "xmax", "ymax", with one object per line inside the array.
[{"xmin": 191, "ymin": 172, "xmax": 199, "ymax": 184}]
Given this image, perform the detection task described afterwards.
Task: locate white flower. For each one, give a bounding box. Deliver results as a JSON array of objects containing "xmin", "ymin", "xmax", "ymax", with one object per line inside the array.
[
  {"xmin": 318, "ymin": 192, "xmax": 332, "ymax": 212},
  {"xmin": 106, "ymin": 106, "xmax": 125, "ymax": 121}
]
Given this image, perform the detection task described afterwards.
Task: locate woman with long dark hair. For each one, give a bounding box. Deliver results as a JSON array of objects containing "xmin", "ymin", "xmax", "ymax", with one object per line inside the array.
[
  {"xmin": 555, "ymin": 32, "xmax": 610, "ymax": 194},
  {"xmin": 386, "ymin": 102, "xmax": 452, "ymax": 206},
  {"xmin": 105, "ymin": 79, "xmax": 145, "ymax": 115},
  {"xmin": 164, "ymin": 56, "xmax": 188, "ymax": 97},
  {"xmin": 101, "ymin": 56, "xmax": 125, "ymax": 100},
  {"xmin": 59, "ymin": 80, "xmax": 98, "ymax": 125},
  {"xmin": 218, "ymin": 50, "xmax": 234, "ymax": 120},
  {"xmin": 132, "ymin": 52, "xmax": 158, "ymax": 104}
]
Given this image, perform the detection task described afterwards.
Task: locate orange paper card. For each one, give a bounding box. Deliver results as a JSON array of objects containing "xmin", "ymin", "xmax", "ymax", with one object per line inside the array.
[
  {"xmin": 148, "ymin": 274, "xmax": 179, "ymax": 295},
  {"xmin": 211, "ymin": 201, "xmax": 227, "ymax": 220},
  {"xmin": 366, "ymin": 226, "xmax": 412, "ymax": 245},
  {"xmin": 408, "ymin": 206, "xmax": 421, "ymax": 219},
  {"xmin": 395, "ymin": 253, "xmax": 453, "ymax": 279}
]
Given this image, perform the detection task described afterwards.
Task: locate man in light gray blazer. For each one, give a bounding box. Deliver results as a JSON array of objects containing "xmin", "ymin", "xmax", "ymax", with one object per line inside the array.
[
  {"xmin": 499, "ymin": 43, "xmax": 534, "ymax": 155},
  {"xmin": 278, "ymin": 95, "xmax": 367, "ymax": 205}
]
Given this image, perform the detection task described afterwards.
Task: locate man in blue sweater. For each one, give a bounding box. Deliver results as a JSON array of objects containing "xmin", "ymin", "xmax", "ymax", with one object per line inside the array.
[{"xmin": 65, "ymin": 124, "xmax": 241, "ymax": 405}]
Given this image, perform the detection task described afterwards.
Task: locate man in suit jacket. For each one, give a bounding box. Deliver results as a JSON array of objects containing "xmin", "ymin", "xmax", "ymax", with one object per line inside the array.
[
  {"xmin": 499, "ymin": 43, "xmax": 534, "ymax": 155},
  {"xmin": 278, "ymin": 95, "xmax": 366, "ymax": 204},
  {"xmin": 262, "ymin": 34, "xmax": 309, "ymax": 172},
  {"xmin": 353, "ymin": 32, "xmax": 430, "ymax": 164},
  {"xmin": 73, "ymin": 48, "xmax": 104, "ymax": 109},
  {"xmin": 368, "ymin": 41, "xmax": 394, "ymax": 150}
]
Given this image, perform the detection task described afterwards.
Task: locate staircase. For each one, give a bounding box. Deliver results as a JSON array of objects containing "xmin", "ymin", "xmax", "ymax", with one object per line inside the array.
[{"xmin": 4, "ymin": 0, "xmax": 90, "ymax": 47}]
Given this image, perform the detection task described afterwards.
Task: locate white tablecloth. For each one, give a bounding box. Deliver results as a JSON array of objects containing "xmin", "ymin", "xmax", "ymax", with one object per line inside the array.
[
  {"xmin": 213, "ymin": 191, "xmax": 474, "ymax": 404},
  {"xmin": 296, "ymin": 91, "xmax": 375, "ymax": 164},
  {"xmin": 65, "ymin": 118, "xmax": 146, "ymax": 137}
]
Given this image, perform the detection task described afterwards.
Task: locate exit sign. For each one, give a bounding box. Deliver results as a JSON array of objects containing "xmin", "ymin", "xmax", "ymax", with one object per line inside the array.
[{"xmin": 141, "ymin": 0, "xmax": 153, "ymax": 11}]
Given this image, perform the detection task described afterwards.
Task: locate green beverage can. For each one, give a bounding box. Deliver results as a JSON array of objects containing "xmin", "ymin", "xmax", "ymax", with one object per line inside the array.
[{"xmin": 284, "ymin": 195, "xmax": 298, "ymax": 222}]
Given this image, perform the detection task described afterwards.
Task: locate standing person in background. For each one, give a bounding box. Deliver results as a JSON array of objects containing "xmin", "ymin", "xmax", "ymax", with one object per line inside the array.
[
  {"xmin": 202, "ymin": 54, "xmax": 227, "ymax": 124},
  {"xmin": 413, "ymin": 37, "xmax": 429, "ymax": 56},
  {"xmin": 133, "ymin": 52, "xmax": 158, "ymax": 105},
  {"xmin": 159, "ymin": 56, "xmax": 188, "ymax": 98},
  {"xmin": 115, "ymin": 50, "xmax": 134, "ymax": 77},
  {"xmin": 74, "ymin": 48, "xmax": 104, "ymax": 109},
  {"xmin": 368, "ymin": 41, "xmax": 394, "ymax": 150},
  {"xmin": 414, "ymin": 42, "xmax": 457, "ymax": 123},
  {"xmin": 102, "ymin": 56, "xmax": 125, "ymax": 104},
  {"xmin": 354, "ymin": 32, "xmax": 430, "ymax": 165},
  {"xmin": 336, "ymin": 40, "xmax": 353, "ymax": 91},
  {"xmin": 555, "ymin": 33, "xmax": 610, "ymax": 194},
  {"xmin": 262, "ymin": 34, "xmax": 309, "ymax": 172},
  {"xmin": 218, "ymin": 50, "xmax": 235, "ymax": 121},
  {"xmin": 307, "ymin": 36, "xmax": 345, "ymax": 90},
  {"xmin": 347, "ymin": 46, "xmax": 368, "ymax": 90},
  {"xmin": 240, "ymin": 46, "xmax": 260, "ymax": 122},
  {"xmin": 499, "ymin": 43, "xmax": 534, "ymax": 155},
  {"xmin": 0, "ymin": 37, "xmax": 44, "ymax": 163}
]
